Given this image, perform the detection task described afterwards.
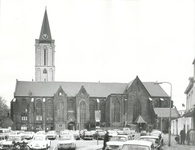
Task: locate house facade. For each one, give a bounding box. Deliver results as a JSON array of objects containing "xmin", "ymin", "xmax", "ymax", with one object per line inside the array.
[{"xmin": 10, "ymin": 9, "xmax": 172, "ymax": 132}]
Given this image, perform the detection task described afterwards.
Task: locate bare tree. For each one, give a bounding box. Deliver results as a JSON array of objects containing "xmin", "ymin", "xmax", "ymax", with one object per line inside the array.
[{"xmin": 0, "ymin": 96, "xmax": 9, "ymax": 120}]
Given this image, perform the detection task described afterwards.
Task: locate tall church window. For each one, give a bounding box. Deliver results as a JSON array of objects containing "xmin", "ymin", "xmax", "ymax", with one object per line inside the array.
[
  {"xmin": 43, "ymin": 68, "xmax": 47, "ymax": 74},
  {"xmin": 80, "ymin": 100, "xmax": 86, "ymax": 123},
  {"xmin": 100, "ymin": 100, "xmax": 105, "ymax": 122},
  {"xmin": 89, "ymin": 100, "xmax": 96, "ymax": 121},
  {"xmin": 36, "ymin": 100, "xmax": 42, "ymax": 121},
  {"xmin": 57, "ymin": 99, "xmax": 64, "ymax": 121},
  {"xmin": 46, "ymin": 99, "xmax": 53, "ymax": 122},
  {"xmin": 113, "ymin": 98, "xmax": 120, "ymax": 122},
  {"xmin": 133, "ymin": 99, "xmax": 141, "ymax": 121},
  {"xmin": 21, "ymin": 99, "xmax": 28, "ymax": 121},
  {"xmin": 68, "ymin": 99, "xmax": 75, "ymax": 121}
]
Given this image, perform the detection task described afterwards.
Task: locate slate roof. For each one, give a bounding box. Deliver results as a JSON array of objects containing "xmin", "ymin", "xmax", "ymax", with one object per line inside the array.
[
  {"xmin": 154, "ymin": 108, "xmax": 180, "ymax": 118},
  {"xmin": 14, "ymin": 80, "xmax": 170, "ymax": 98}
]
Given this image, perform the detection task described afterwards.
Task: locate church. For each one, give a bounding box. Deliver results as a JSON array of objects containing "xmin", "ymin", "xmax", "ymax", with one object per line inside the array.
[{"xmin": 11, "ymin": 9, "xmax": 171, "ymax": 132}]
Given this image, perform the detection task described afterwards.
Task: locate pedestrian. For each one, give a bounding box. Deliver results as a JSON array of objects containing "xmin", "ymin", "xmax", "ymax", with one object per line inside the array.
[
  {"xmin": 102, "ymin": 130, "xmax": 109, "ymax": 150},
  {"xmin": 180, "ymin": 128, "xmax": 185, "ymax": 144}
]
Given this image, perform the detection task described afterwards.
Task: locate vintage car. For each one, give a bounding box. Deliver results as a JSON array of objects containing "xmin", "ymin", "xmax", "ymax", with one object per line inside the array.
[
  {"xmin": 105, "ymin": 134, "xmax": 133, "ymax": 150},
  {"xmin": 93, "ymin": 131, "xmax": 106, "ymax": 140},
  {"xmin": 28, "ymin": 134, "xmax": 51, "ymax": 150},
  {"xmin": 35, "ymin": 130, "xmax": 46, "ymax": 135},
  {"xmin": 140, "ymin": 135, "xmax": 163, "ymax": 150},
  {"xmin": 21, "ymin": 131, "xmax": 35, "ymax": 140},
  {"xmin": 0, "ymin": 134, "xmax": 6, "ymax": 149},
  {"xmin": 72, "ymin": 130, "xmax": 80, "ymax": 140},
  {"xmin": 46, "ymin": 130, "xmax": 57, "ymax": 140},
  {"xmin": 1, "ymin": 134, "xmax": 29, "ymax": 150},
  {"xmin": 150, "ymin": 130, "xmax": 163, "ymax": 145},
  {"xmin": 83, "ymin": 131, "xmax": 93, "ymax": 140},
  {"xmin": 121, "ymin": 140, "xmax": 154, "ymax": 150},
  {"xmin": 57, "ymin": 133, "xmax": 76, "ymax": 150}
]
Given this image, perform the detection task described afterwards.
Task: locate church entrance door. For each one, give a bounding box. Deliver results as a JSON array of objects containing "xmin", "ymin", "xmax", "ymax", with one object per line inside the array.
[{"xmin": 68, "ymin": 122, "xmax": 76, "ymax": 130}]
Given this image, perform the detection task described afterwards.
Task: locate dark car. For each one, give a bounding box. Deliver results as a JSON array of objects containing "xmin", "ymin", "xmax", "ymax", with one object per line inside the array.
[{"xmin": 83, "ymin": 131, "xmax": 93, "ymax": 140}]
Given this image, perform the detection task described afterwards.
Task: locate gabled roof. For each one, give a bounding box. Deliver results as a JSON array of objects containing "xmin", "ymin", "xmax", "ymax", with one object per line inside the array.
[
  {"xmin": 14, "ymin": 79, "xmax": 170, "ymax": 98},
  {"xmin": 154, "ymin": 108, "xmax": 180, "ymax": 118},
  {"xmin": 14, "ymin": 81, "xmax": 127, "ymax": 97},
  {"xmin": 143, "ymin": 82, "xmax": 169, "ymax": 97},
  {"xmin": 134, "ymin": 115, "xmax": 147, "ymax": 123},
  {"xmin": 38, "ymin": 9, "xmax": 52, "ymax": 43}
]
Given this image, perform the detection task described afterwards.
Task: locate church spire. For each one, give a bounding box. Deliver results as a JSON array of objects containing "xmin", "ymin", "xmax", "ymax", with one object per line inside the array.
[{"xmin": 39, "ymin": 8, "xmax": 52, "ymax": 43}]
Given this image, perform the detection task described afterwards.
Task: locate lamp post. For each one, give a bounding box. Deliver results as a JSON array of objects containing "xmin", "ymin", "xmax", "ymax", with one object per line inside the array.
[{"xmin": 155, "ymin": 81, "xmax": 172, "ymax": 147}]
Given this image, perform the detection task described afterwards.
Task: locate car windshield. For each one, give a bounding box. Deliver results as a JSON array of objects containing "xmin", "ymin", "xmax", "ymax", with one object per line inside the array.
[
  {"xmin": 140, "ymin": 138, "xmax": 156, "ymax": 144},
  {"xmin": 8, "ymin": 136, "xmax": 21, "ymax": 141},
  {"xmin": 110, "ymin": 136, "xmax": 127, "ymax": 142},
  {"xmin": 59, "ymin": 135, "xmax": 72, "ymax": 140},
  {"xmin": 122, "ymin": 145, "xmax": 149, "ymax": 150},
  {"xmin": 48, "ymin": 131, "xmax": 55, "ymax": 134},
  {"xmin": 34, "ymin": 136, "xmax": 44, "ymax": 141},
  {"xmin": 85, "ymin": 132, "xmax": 92, "ymax": 135}
]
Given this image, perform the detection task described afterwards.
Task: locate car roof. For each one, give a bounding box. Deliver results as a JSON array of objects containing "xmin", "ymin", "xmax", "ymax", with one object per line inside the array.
[
  {"xmin": 140, "ymin": 136, "xmax": 159, "ymax": 139},
  {"xmin": 123, "ymin": 140, "xmax": 153, "ymax": 146}
]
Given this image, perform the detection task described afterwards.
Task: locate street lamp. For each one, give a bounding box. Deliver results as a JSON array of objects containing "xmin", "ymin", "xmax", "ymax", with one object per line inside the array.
[{"xmin": 155, "ymin": 81, "xmax": 172, "ymax": 147}]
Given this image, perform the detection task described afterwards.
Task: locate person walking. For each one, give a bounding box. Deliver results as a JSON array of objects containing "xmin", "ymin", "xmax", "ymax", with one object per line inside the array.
[
  {"xmin": 102, "ymin": 130, "xmax": 109, "ymax": 150},
  {"xmin": 180, "ymin": 128, "xmax": 186, "ymax": 144}
]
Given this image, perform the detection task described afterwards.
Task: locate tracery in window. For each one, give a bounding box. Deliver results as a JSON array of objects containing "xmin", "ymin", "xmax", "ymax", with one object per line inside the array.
[
  {"xmin": 21, "ymin": 99, "xmax": 28, "ymax": 121},
  {"xmin": 133, "ymin": 99, "xmax": 141, "ymax": 122},
  {"xmin": 80, "ymin": 100, "xmax": 86, "ymax": 123},
  {"xmin": 43, "ymin": 46, "xmax": 47, "ymax": 66},
  {"xmin": 46, "ymin": 99, "xmax": 53, "ymax": 121},
  {"xmin": 36, "ymin": 99, "xmax": 42, "ymax": 121},
  {"xmin": 57, "ymin": 99, "xmax": 64, "ymax": 121}
]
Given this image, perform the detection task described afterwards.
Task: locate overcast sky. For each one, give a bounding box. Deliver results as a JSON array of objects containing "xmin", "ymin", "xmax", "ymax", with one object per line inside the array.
[{"xmin": 0, "ymin": 0, "xmax": 194, "ymax": 110}]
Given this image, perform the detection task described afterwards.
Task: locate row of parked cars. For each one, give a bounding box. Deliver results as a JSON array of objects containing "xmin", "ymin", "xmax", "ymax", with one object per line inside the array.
[
  {"xmin": 105, "ymin": 129, "xmax": 164, "ymax": 150},
  {"xmin": 0, "ymin": 129, "xmax": 78, "ymax": 150}
]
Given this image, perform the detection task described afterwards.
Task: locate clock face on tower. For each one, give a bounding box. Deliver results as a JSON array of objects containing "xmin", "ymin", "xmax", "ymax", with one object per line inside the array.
[{"xmin": 42, "ymin": 34, "xmax": 48, "ymax": 40}]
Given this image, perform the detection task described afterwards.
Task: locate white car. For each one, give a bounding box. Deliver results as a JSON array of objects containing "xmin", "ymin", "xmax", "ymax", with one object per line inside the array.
[
  {"xmin": 106, "ymin": 135, "xmax": 133, "ymax": 150},
  {"xmin": 21, "ymin": 131, "xmax": 35, "ymax": 140},
  {"xmin": 57, "ymin": 133, "xmax": 76, "ymax": 150},
  {"xmin": 46, "ymin": 130, "xmax": 57, "ymax": 140},
  {"xmin": 140, "ymin": 135, "xmax": 163, "ymax": 150},
  {"xmin": 121, "ymin": 140, "xmax": 154, "ymax": 150},
  {"xmin": 28, "ymin": 134, "xmax": 51, "ymax": 150}
]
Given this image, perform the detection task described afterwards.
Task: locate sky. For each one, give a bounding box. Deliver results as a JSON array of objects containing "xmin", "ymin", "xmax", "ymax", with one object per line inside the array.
[{"xmin": 0, "ymin": 0, "xmax": 194, "ymax": 110}]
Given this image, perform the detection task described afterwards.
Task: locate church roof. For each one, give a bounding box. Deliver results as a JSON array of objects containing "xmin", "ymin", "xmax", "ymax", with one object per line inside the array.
[
  {"xmin": 154, "ymin": 108, "xmax": 180, "ymax": 118},
  {"xmin": 14, "ymin": 80, "xmax": 170, "ymax": 98},
  {"xmin": 38, "ymin": 9, "xmax": 52, "ymax": 43},
  {"xmin": 143, "ymin": 82, "xmax": 169, "ymax": 97}
]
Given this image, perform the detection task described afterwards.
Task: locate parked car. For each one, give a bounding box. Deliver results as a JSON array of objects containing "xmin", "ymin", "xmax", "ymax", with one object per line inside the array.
[
  {"xmin": 72, "ymin": 130, "xmax": 80, "ymax": 140},
  {"xmin": 151, "ymin": 130, "xmax": 163, "ymax": 145},
  {"xmin": 108, "ymin": 130, "xmax": 118, "ymax": 139},
  {"xmin": 35, "ymin": 130, "xmax": 46, "ymax": 135},
  {"xmin": 83, "ymin": 131, "xmax": 93, "ymax": 140},
  {"xmin": 140, "ymin": 135, "xmax": 163, "ymax": 150},
  {"xmin": 106, "ymin": 134, "xmax": 133, "ymax": 150},
  {"xmin": 0, "ymin": 134, "xmax": 6, "ymax": 149},
  {"xmin": 46, "ymin": 130, "xmax": 57, "ymax": 140},
  {"xmin": 121, "ymin": 140, "xmax": 154, "ymax": 150},
  {"xmin": 21, "ymin": 131, "xmax": 35, "ymax": 140},
  {"xmin": 28, "ymin": 134, "xmax": 51, "ymax": 150},
  {"xmin": 1, "ymin": 134, "xmax": 29, "ymax": 150},
  {"xmin": 57, "ymin": 133, "xmax": 76, "ymax": 150},
  {"xmin": 93, "ymin": 131, "xmax": 106, "ymax": 140}
]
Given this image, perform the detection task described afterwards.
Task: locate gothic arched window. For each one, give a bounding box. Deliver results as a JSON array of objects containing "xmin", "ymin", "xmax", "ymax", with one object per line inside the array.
[
  {"xmin": 21, "ymin": 99, "xmax": 28, "ymax": 121},
  {"xmin": 36, "ymin": 99, "xmax": 42, "ymax": 121},
  {"xmin": 57, "ymin": 99, "xmax": 64, "ymax": 121},
  {"xmin": 133, "ymin": 99, "xmax": 141, "ymax": 121},
  {"xmin": 89, "ymin": 100, "xmax": 96, "ymax": 121},
  {"xmin": 43, "ymin": 68, "xmax": 47, "ymax": 74},
  {"xmin": 80, "ymin": 100, "xmax": 86, "ymax": 123},
  {"xmin": 114, "ymin": 98, "xmax": 120, "ymax": 122},
  {"xmin": 46, "ymin": 99, "xmax": 53, "ymax": 121}
]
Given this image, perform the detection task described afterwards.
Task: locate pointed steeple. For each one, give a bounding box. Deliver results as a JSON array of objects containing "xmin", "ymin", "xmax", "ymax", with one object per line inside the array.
[{"xmin": 39, "ymin": 8, "xmax": 52, "ymax": 43}]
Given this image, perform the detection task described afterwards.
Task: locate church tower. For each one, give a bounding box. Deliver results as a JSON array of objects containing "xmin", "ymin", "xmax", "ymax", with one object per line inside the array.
[{"xmin": 35, "ymin": 8, "xmax": 55, "ymax": 81}]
